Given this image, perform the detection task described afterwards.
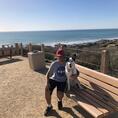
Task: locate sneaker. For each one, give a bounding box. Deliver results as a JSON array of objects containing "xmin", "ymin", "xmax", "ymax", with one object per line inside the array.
[
  {"xmin": 44, "ymin": 106, "xmax": 53, "ymax": 116},
  {"xmin": 58, "ymin": 101, "xmax": 63, "ymax": 110}
]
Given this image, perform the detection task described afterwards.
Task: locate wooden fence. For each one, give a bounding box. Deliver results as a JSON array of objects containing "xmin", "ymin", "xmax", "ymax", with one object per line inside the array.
[
  {"xmin": 0, "ymin": 43, "xmax": 117, "ymax": 77},
  {"xmin": 44, "ymin": 46, "xmax": 117, "ymax": 76},
  {"xmin": 0, "ymin": 43, "xmax": 45, "ymax": 58}
]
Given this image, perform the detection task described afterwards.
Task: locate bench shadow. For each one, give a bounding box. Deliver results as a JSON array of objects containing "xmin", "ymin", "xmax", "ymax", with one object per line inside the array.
[
  {"xmin": 61, "ymin": 106, "xmax": 80, "ymax": 118},
  {"xmin": 104, "ymin": 112, "xmax": 118, "ymax": 118},
  {"xmin": 65, "ymin": 81, "xmax": 118, "ymax": 118},
  {"xmin": 90, "ymin": 82, "xmax": 118, "ymax": 117},
  {"xmin": 90, "ymin": 82, "xmax": 118, "ymax": 106},
  {"xmin": 73, "ymin": 105, "xmax": 94, "ymax": 118},
  {"xmin": 0, "ymin": 58, "xmax": 23, "ymax": 66}
]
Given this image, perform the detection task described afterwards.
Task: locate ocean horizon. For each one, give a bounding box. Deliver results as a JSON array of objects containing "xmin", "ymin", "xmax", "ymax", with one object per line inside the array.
[{"xmin": 0, "ymin": 28, "xmax": 118, "ymax": 46}]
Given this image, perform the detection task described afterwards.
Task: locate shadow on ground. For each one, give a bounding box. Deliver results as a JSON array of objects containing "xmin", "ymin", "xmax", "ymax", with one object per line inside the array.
[
  {"xmin": 73, "ymin": 104, "xmax": 118, "ymax": 118},
  {"xmin": 45, "ymin": 107, "xmax": 81, "ymax": 118},
  {"xmin": 0, "ymin": 58, "xmax": 23, "ymax": 66},
  {"xmin": 45, "ymin": 109, "xmax": 62, "ymax": 118},
  {"xmin": 62, "ymin": 107, "xmax": 80, "ymax": 118},
  {"xmin": 105, "ymin": 112, "xmax": 118, "ymax": 118},
  {"xmin": 73, "ymin": 105, "xmax": 93, "ymax": 118},
  {"xmin": 35, "ymin": 67, "xmax": 49, "ymax": 75}
]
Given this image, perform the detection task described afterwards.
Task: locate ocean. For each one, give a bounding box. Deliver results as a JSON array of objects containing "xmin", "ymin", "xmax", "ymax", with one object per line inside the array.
[{"xmin": 0, "ymin": 29, "xmax": 118, "ymax": 46}]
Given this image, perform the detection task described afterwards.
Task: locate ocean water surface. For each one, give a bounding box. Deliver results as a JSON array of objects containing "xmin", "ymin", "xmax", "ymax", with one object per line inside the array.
[{"xmin": 0, "ymin": 29, "xmax": 118, "ymax": 46}]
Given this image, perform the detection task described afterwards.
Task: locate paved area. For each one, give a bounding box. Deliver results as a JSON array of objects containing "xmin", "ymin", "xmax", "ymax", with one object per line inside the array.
[{"xmin": 0, "ymin": 56, "xmax": 117, "ymax": 118}]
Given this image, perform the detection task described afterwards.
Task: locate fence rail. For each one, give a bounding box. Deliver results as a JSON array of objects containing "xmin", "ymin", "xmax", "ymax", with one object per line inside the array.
[
  {"xmin": 66, "ymin": 47, "xmax": 101, "ymax": 54},
  {"xmin": 0, "ymin": 43, "xmax": 117, "ymax": 77},
  {"xmin": 45, "ymin": 46, "xmax": 118, "ymax": 77}
]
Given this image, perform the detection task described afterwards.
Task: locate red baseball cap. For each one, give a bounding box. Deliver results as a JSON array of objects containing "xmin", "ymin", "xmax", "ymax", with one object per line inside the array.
[{"xmin": 56, "ymin": 48, "xmax": 64, "ymax": 57}]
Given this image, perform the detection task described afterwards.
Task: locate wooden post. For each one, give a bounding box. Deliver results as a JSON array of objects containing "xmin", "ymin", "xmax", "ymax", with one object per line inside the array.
[
  {"xmin": 100, "ymin": 50, "xmax": 109, "ymax": 74},
  {"xmin": 2, "ymin": 45, "xmax": 5, "ymax": 56},
  {"xmin": 10, "ymin": 45, "xmax": 13, "ymax": 59},
  {"xmin": 28, "ymin": 43, "xmax": 32, "ymax": 52},
  {"xmin": 20, "ymin": 43, "xmax": 23, "ymax": 56},
  {"xmin": 0, "ymin": 49, "xmax": 2, "ymax": 57},
  {"xmin": 15, "ymin": 43, "xmax": 19, "ymax": 55},
  {"xmin": 7, "ymin": 45, "xmax": 10, "ymax": 56}
]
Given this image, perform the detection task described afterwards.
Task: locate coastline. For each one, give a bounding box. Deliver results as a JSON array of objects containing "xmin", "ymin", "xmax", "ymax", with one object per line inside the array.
[
  {"xmin": 36, "ymin": 37, "xmax": 118, "ymax": 47},
  {"xmin": 1, "ymin": 28, "xmax": 118, "ymax": 47},
  {"xmin": 0, "ymin": 38, "xmax": 118, "ymax": 50}
]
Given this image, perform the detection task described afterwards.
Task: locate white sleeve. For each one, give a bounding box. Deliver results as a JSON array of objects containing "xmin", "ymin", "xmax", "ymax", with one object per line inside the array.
[{"xmin": 47, "ymin": 62, "xmax": 55, "ymax": 77}]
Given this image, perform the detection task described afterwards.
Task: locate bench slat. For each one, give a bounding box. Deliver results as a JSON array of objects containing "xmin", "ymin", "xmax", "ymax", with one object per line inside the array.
[
  {"xmin": 81, "ymin": 90, "xmax": 114, "ymax": 112},
  {"xmin": 83, "ymin": 88, "xmax": 118, "ymax": 111},
  {"xmin": 70, "ymin": 94, "xmax": 104, "ymax": 118},
  {"xmin": 76, "ymin": 64, "xmax": 118, "ymax": 88},
  {"xmin": 79, "ymin": 77, "xmax": 118, "ymax": 105},
  {"xmin": 79, "ymin": 73, "xmax": 118, "ymax": 96},
  {"xmin": 72, "ymin": 88, "xmax": 109, "ymax": 115},
  {"xmin": 70, "ymin": 64, "xmax": 118, "ymax": 117}
]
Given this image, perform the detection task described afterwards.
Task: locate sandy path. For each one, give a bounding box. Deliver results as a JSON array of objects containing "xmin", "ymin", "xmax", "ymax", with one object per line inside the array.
[
  {"xmin": 0, "ymin": 57, "xmax": 84, "ymax": 118},
  {"xmin": 0, "ymin": 56, "xmax": 117, "ymax": 118}
]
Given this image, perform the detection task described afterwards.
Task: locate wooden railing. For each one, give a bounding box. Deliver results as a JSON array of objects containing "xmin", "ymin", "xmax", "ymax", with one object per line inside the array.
[{"xmin": 0, "ymin": 43, "xmax": 117, "ymax": 77}]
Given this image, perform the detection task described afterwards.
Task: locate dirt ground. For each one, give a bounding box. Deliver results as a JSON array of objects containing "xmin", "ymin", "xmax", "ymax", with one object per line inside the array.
[{"xmin": 0, "ymin": 56, "xmax": 117, "ymax": 118}]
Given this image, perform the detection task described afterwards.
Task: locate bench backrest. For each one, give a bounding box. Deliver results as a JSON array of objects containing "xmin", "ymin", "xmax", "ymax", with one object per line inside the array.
[{"xmin": 76, "ymin": 64, "xmax": 118, "ymax": 109}]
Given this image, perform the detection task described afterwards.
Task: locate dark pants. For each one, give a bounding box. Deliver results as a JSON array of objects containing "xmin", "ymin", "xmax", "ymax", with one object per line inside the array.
[{"xmin": 48, "ymin": 79, "xmax": 66, "ymax": 95}]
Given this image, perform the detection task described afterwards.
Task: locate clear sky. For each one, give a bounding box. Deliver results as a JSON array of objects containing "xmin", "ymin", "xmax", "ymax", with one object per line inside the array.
[{"xmin": 0, "ymin": 0, "xmax": 118, "ymax": 31}]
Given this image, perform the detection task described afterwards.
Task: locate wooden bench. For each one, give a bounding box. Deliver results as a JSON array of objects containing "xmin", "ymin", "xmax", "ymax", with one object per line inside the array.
[{"xmin": 69, "ymin": 64, "xmax": 118, "ymax": 118}]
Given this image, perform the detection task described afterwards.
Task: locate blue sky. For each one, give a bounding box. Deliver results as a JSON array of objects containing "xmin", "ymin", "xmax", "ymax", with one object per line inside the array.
[{"xmin": 0, "ymin": 0, "xmax": 118, "ymax": 31}]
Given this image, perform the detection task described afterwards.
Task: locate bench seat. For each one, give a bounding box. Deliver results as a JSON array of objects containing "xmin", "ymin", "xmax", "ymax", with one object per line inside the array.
[{"xmin": 69, "ymin": 64, "xmax": 118, "ymax": 118}]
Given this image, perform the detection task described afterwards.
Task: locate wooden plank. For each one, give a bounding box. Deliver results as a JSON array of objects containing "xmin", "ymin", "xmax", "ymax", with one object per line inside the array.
[
  {"xmin": 100, "ymin": 50, "xmax": 109, "ymax": 74},
  {"xmin": 72, "ymin": 88, "xmax": 109, "ymax": 115},
  {"xmin": 15, "ymin": 43, "xmax": 19, "ymax": 55},
  {"xmin": 0, "ymin": 50, "xmax": 2, "ymax": 57},
  {"xmin": 4, "ymin": 48, "xmax": 10, "ymax": 56},
  {"xmin": 79, "ymin": 73, "xmax": 118, "ymax": 95},
  {"xmin": 79, "ymin": 78, "xmax": 118, "ymax": 111},
  {"xmin": 76, "ymin": 64, "xmax": 118, "ymax": 88},
  {"xmin": 70, "ymin": 94, "xmax": 104, "ymax": 118},
  {"xmin": 20, "ymin": 43, "xmax": 23, "ymax": 56},
  {"xmin": 80, "ymin": 90, "xmax": 114, "ymax": 112},
  {"xmin": 12, "ymin": 48, "xmax": 16, "ymax": 56},
  {"xmin": 83, "ymin": 84, "xmax": 118, "ymax": 111},
  {"xmin": 84, "ymin": 88, "xmax": 118, "ymax": 111},
  {"xmin": 79, "ymin": 77, "xmax": 118, "ymax": 103}
]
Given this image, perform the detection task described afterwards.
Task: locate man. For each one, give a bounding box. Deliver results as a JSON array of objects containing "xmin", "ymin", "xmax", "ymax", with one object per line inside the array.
[{"xmin": 44, "ymin": 48, "xmax": 67, "ymax": 116}]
